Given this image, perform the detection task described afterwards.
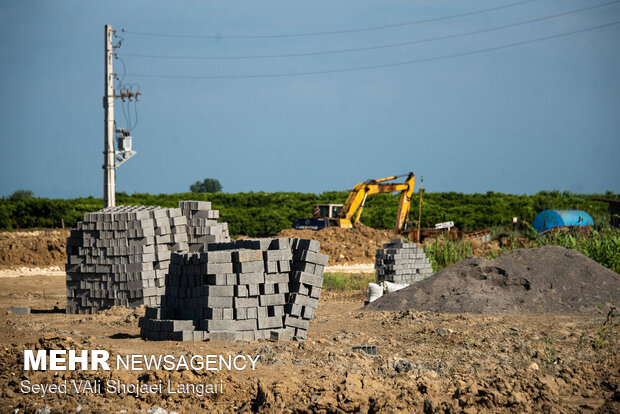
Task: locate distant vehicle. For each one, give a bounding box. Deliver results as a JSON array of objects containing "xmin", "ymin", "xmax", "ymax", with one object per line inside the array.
[{"xmin": 293, "ymin": 173, "xmax": 416, "ymax": 233}]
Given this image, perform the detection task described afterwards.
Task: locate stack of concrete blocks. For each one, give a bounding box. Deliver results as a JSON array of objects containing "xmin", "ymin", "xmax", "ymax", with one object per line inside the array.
[
  {"xmin": 375, "ymin": 238, "xmax": 433, "ymax": 284},
  {"xmin": 65, "ymin": 201, "xmax": 229, "ymax": 314},
  {"xmin": 139, "ymin": 237, "xmax": 328, "ymax": 342},
  {"xmin": 179, "ymin": 201, "xmax": 229, "ymax": 252}
]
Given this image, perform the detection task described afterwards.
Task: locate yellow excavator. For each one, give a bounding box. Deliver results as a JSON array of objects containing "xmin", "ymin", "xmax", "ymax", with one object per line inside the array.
[{"xmin": 293, "ymin": 172, "xmax": 415, "ymax": 233}]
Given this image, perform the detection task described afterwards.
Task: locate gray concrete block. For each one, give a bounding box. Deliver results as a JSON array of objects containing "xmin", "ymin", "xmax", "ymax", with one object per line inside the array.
[
  {"xmin": 9, "ymin": 306, "xmax": 31, "ymax": 315},
  {"xmin": 270, "ymin": 328, "xmax": 294, "ymax": 341},
  {"xmin": 258, "ymin": 316, "xmax": 283, "ymax": 330},
  {"xmin": 284, "ymin": 315, "xmax": 310, "ymax": 329},
  {"xmin": 296, "ymin": 239, "xmax": 321, "ymax": 253},
  {"xmin": 232, "ymin": 250, "xmax": 263, "ymax": 262},
  {"xmin": 238, "ymin": 272, "xmax": 264, "ymax": 285},
  {"xmin": 294, "ymin": 271, "xmax": 323, "ymax": 288},
  {"xmin": 204, "ymin": 296, "xmax": 233, "ymax": 308},
  {"xmin": 204, "ymin": 285, "xmax": 234, "ymax": 297},
  {"xmin": 259, "ymin": 294, "xmax": 286, "ymax": 307},
  {"xmin": 235, "ymin": 260, "xmax": 264, "ymax": 274},
  {"xmin": 222, "ymin": 308, "xmax": 234, "ymax": 320},
  {"xmin": 204, "ymin": 263, "xmax": 234, "ymax": 274},
  {"xmin": 264, "ymin": 273, "xmax": 289, "ymax": 284},
  {"xmin": 290, "ymin": 294, "xmax": 319, "ymax": 309},
  {"xmin": 235, "ymin": 297, "xmax": 259, "ymax": 308}
]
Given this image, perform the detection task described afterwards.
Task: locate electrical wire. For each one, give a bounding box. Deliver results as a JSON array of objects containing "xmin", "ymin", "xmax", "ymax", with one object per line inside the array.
[
  {"xmin": 114, "ymin": 53, "xmax": 141, "ymax": 131},
  {"xmin": 117, "ymin": 0, "xmax": 620, "ymax": 61},
  {"xmin": 121, "ymin": 0, "xmax": 542, "ymax": 39},
  {"xmin": 125, "ymin": 20, "xmax": 620, "ymax": 80}
]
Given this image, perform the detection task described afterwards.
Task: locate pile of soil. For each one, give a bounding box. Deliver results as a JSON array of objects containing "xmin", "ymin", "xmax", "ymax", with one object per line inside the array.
[
  {"xmin": 278, "ymin": 223, "xmax": 395, "ymax": 265},
  {"xmin": 366, "ymin": 245, "xmax": 620, "ymax": 315},
  {"xmin": 0, "ymin": 229, "xmax": 69, "ymax": 269}
]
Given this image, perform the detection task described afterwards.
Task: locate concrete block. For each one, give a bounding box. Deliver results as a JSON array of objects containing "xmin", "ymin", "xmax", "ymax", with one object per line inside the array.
[
  {"xmin": 232, "ymin": 250, "xmax": 263, "ymax": 262},
  {"xmin": 235, "ymin": 260, "xmax": 264, "ymax": 274},
  {"xmin": 290, "ymin": 294, "xmax": 319, "ymax": 309},
  {"xmin": 204, "ymin": 285, "xmax": 234, "ymax": 297},
  {"xmin": 270, "ymin": 328, "xmax": 294, "ymax": 341},
  {"xmin": 258, "ymin": 316, "xmax": 283, "ymax": 330},
  {"xmin": 296, "ymin": 239, "xmax": 321, "ymax": 253},
  {"xmin": 235, "ymin": 297, "xmax": 259, "ymax": 308},
  {"xmin": 284, "ymin": 315, "xmax": 310, "ymax": 329},
  {"xmin": 259, "ymin": 294, "xmax": 286, "ymax": 307},
  {"xmin": 238, "ymin": 273, "xmax": 264, "ymax": 285},
  {"xmin": 294, "ymin": 271, "xmax": 323, "ymax": 288},
  {"xmin": 9, "ymin": 306, "xmax": 31, "ymax": 316}
]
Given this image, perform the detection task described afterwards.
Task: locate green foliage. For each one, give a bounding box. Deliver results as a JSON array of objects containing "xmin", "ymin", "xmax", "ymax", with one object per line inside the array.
[
  {"xmin": 190, "ymin": 178, "xmax": 222, "ymax": 193},
  {"xmin": 424, "ymin": 237, "xmax": 473, "ymax": 272},
  {"xmin": 543, "ymin": 336, "xmax": 560, "ymax": 368},
  {"xmin": 593, "ymin": 300, "xmax": 617, "ymax": 351},
  {"xmin": 9, "ymin": 190, "xmax": 33, "ymax": 201},
  {"xmin": 322, "ymin": 272, "xmax": 376, "ymax": 291},
  {"xmin": 0, "ymin": 191, "xmax": 617, "ymax": 241},
  {"xmin": 536, "ymin": 228, "xmax": 620, "ymax": 274},
  {"xmin": 423, "ymin": 227, "xmax": 620, "ymax": 274}
]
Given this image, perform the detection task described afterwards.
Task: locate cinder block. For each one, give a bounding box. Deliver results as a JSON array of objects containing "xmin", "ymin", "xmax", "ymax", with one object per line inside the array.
[
  {"xmin": 259, "ymin": 294, "xmax": 286, "ymax": 307},
  {"xmin": 289, "ymin": 294, "xmax": 319, "ymax": 309},
  {"xmin": 204, "ymin": 296, "xmax": 233, "ymax": 308},
  {"xmin": 209, "ymin": 331, "xmax": 241, "ymax": 341},
  {"xmin": 235, "ymin": 261, "xmax": 264, "ymax": 274},
  {"xmin": 258, "ymin": 316, "xmax": 283, "ymax": 330},
  {"xmin": 232, "ymin": 250, "xmax": 263, "ymax": 262},
  {"xmin": 204, "ymin": 263, "xmax": 234, "ymax": 274},
  {"xmin": 238, "ymin": 273, "xmax": 264, "ymax": 285},
  {"xmin": 270, "ymin": 328, "xmax": 294, "ymax": 341},
  {"xmin": 294, "ymin": 271, "xmax": 323, "ymax": 288},
  {"xmin": 235, "ymin": 297, "xmax": 259, "ymax": 308},
  {"xmin": 284, "ymin": 315, "xmax": 310, "ymax": 329},
  {"xmin": 296, "ymin": 239, "xmax": 321, "ymax": 253},
  {"xmin": 204, "ymin": 285, "xmax": 234, "ymax": 297}
]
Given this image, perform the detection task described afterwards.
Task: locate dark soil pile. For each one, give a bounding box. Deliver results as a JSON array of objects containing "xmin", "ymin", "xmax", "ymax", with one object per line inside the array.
[
  {"xmin": 366, "ymin": 245, "xmax": 620, "ymax": 315},
  {"xmin": 278, "ymin": 223, "xmax": 395, "ymax": 265},
  {"xmin": 0, "ymin": 229, "xmax": 69, "ymax": 269}
]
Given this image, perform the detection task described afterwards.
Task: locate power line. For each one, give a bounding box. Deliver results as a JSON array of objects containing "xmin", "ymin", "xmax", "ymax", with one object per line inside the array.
[
  {"xmin": 118, "ymin": 0, "xmax": 620, "ymax": 61},
  {"xmin": 122, "ymin": 0, "xmax": 542, "ymax": 39},
  {"xmin": 126, "ymin": 20, "xmax": 620, "ymax": 80}
]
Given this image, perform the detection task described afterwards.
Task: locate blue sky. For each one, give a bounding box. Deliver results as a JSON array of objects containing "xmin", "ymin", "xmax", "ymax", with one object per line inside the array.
[{"xmin": 0, "ymin": 0, "xmax": 618, "ymax": 198}]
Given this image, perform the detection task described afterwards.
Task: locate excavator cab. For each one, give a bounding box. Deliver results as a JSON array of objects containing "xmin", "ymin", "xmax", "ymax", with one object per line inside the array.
[
  {"xmin": 313, "ymin": 204, "xmax": 343, "ymax": 220},
  {"xmin": 292, "ymin": 204, "xmax": 344, "ymax": 230}
]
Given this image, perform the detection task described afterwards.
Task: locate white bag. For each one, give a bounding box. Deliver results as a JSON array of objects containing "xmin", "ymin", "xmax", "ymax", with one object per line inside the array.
[
  {"xmin": 384, "ymin": 281, "xmax": 409, "ymax": 293},
  {"xmin": 368, "ymin": 283, "xmax": 383, "ymax": 303}
]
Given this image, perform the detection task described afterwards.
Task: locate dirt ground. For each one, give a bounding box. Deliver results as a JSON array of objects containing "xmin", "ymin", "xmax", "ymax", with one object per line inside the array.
[
  {"xmin": 278, "ymin": 224, "xmax": 395, "ymax": 265},
  {"xmin": 1, "ymin": 274, "xmax": 618, "ymax": 413},
  {"xmin": 0, "ymin": 229, "xmax": 69, "ymax": 270},
  {"xmin": 0, "ymin": 226, "xmax": 393, "ymax": 270}
]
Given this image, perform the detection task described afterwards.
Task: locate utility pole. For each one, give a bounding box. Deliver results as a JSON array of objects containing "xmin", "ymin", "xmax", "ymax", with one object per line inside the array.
[
  {"xmin": 417, "ymin": 177, "xmax": 423, "ymax": 243},
  {"xmin": 103, "ymin": 25, "xmax": 140, "ymax": 208},
  {"xmin": 103, "ymin": 24, "xmax": 115, "ymax": 208}
]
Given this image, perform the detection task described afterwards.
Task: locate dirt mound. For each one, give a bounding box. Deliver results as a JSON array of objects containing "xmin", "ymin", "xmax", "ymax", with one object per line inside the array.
[
  {"xmin": 0, "ymin": 229, "xmax": 69, "ymax": 269},
  {"xmin": 278, "ymin": 223, "xmax": 395, "ymax": 265},
  {"xmin": 366, "ymin": 245, "xmax": 620, "ymax": 315}
]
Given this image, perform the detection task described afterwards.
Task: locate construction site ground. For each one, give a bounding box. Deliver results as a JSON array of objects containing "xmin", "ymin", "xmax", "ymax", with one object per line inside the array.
[{"xmin": 0, "ymin": 229, "xmax": 618, "ymax": 412}]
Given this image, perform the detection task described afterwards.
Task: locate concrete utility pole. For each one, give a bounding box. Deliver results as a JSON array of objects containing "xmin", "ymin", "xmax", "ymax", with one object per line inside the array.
[{"xmin": 103, "ymin": 24, "xmax": 116, "ymax": 208}]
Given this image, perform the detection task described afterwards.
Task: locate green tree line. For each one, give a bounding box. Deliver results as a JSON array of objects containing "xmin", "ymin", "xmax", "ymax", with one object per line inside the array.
[{"xmin": 0, "ymin": 190, "xmax": 616, "ymax": 236}]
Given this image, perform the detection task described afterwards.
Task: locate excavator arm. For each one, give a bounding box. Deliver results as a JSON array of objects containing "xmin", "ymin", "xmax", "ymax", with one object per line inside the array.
[{"xmin": 336, "ymin": 172, "xmax": 415, "ymax": 231}]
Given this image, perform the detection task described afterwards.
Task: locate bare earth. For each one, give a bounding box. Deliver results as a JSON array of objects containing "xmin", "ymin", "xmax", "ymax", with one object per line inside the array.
[{"xmin": 1, "ymin": 274, "xmax": 618, "ymax": 413}]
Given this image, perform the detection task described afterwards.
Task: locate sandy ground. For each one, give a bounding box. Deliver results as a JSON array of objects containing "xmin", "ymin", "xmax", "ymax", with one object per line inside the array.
[{"xmin": 1, "ymin": 274, "xmax": 618, "ymax": 413}]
